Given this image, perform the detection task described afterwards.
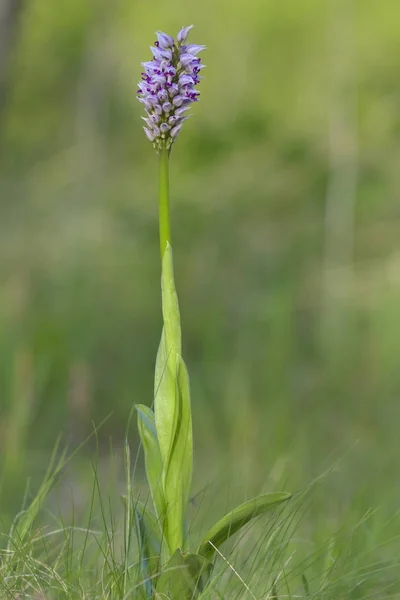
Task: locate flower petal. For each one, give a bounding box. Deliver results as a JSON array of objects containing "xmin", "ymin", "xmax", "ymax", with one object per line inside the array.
[
  {"xmin": 179, "ymin": 53, "xmax": 197, "ymax": 67},
  {"xmin": 143, "ymin": 127, "xmax": 155, "ymax": 142},
  {"xmin": 170, "ymin": 123, "xmax": 183, "ymax": 138},
  {"xmin": 182, "ymin": 44, "xmax": 206, "ymax": 55},
  {"xmin": 158, "ymin": 89, "xmax": 168, "ymax": 102},
  {"xmin": 141, "ymin": 61, "xmax": 159, "ymax": 72},
  {"xmin": 172, "ymin": 95, "xmax": 188, "ymax": 107},
  {"xmin": 156, "ymin": 31, "xmax": 174, "ymax": 49},
  {"xmin": 168, "ymin": 83, "xmax": 179, "ymax": 97},
  {"xmin": 151, "ymin": 46, "xmax": 172, "ymax": 62},
  {"xmin": 179, "ymin": 74, "xmax": 195, "ymax": 86},
  {"xmin": 177, "ymin": 25, "xmax": 194, "ymax": 44}
]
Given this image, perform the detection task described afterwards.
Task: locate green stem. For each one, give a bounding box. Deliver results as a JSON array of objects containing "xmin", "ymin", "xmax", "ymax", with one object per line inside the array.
[{"xmin": 159, "ymin": 148, "xmax": 171, "ymax": 260}]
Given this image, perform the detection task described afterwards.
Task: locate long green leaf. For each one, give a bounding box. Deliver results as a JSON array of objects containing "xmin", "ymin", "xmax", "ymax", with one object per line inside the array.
[
  {"xmin": 198, "ymin": 492, "xmax": 291, "ymax": 559},
  {"xmin": 154, "ymin": 326, "xmax": 177, "ymax": 470},
  {"xmin": 154, "ymin": 244, "xmax": 182, "ymax": 471},
  {"xmin": 136, "ymin": 404, "xmax": 165, "ymax": 525},
  {"xmin": 153, "ymin": 244, "xmax": 193, "ymax": 552},
  {"xmin": 162, "ymin": 355, "xmax": 193, "ymax": 552}
]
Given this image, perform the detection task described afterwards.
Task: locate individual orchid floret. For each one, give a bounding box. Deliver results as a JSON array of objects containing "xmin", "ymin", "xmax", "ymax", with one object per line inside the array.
[
  {"xmin": 177, "ymin": 25, "xmax": 194, "ymax": 44},
  {"xmin": 156, "ymin": 31, "xmax": 174, "ymax": 49},
  {"xmin": 137, "ymin": 26, "xmax": 205, "ymax": 153}
]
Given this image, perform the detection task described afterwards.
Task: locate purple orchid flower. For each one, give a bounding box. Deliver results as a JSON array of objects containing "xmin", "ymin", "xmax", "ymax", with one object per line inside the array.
[{"xmin": 137, "ymin": 25, "xmax": 205, "ymax": 152}]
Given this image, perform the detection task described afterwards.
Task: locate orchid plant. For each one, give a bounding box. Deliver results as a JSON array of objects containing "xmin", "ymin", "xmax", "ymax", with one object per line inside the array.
[{"xmin": 133, "ymin": 26, "xmax": 291, "ymax": 598}]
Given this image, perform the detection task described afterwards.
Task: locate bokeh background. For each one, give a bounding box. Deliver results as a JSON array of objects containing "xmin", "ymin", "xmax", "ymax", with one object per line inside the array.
[{"xmin": 1, "ymin": 0, "xmax": 400, "ymax": 523}]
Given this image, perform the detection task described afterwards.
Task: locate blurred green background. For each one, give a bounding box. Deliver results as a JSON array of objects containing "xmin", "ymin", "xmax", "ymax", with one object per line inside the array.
[{"xmin": 1, "ymin": 0, "xmax": 400, "ymax": 515}]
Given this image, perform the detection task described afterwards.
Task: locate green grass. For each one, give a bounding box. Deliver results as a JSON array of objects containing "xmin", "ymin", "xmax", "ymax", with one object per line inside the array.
[
  {"xmin": 1, "ymin": 0, "xmax": 400, "ymax": 597},
  {"xmin": 1, "ymin": 444, "xmax": 399, "ymax": 599}
]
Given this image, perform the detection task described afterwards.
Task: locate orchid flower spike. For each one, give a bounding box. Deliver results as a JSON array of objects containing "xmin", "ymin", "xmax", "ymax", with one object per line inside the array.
[{"xmin": 137, "ymin": 26, "xmax": 205, "ymax": 153}]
